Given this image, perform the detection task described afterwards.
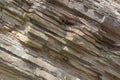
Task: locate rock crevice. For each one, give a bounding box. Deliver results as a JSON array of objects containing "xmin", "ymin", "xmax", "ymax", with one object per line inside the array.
[{"xmin": 0, "ymin": 0, "xmax": 120, "ymax": 80}]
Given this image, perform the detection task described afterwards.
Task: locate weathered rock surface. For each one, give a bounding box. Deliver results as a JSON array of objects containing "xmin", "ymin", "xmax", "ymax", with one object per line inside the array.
[{"xmin": 0, "ymin": 0, "xmax": 120, "ymax": 80}]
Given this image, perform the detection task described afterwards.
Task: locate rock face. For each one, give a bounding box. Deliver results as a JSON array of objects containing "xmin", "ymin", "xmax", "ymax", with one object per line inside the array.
[{"xmin": 0, "ymin": 0, "xmax": 120, "ymax": 80}]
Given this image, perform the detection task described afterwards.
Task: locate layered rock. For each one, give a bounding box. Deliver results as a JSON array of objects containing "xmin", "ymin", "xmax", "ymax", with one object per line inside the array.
[{"xmin": 0, "ymin": 0, "xmax": 120, "ymax": 80}]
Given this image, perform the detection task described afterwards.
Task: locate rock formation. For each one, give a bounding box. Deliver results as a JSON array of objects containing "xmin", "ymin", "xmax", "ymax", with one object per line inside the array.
[{"xmin": 0, "ymin": 0, "xmax": 120, "ymax": 80}]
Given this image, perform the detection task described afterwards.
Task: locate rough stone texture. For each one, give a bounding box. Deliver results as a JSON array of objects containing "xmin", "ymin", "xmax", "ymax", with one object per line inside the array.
[{"xmin": 0, "ymin": 0, "xmax": 120, "ymax": 80}]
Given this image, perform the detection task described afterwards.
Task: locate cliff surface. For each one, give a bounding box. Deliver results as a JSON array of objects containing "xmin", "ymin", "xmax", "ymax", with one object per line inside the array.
[{"xmin": 0, "ymin": 0, "xmax": 120, "ymax": 80}]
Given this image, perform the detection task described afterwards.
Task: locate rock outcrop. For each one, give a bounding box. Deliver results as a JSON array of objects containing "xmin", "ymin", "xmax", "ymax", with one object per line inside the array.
[{"xmin": 0, "ymin": 0, "xmax": 120, "ymax": 80}]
